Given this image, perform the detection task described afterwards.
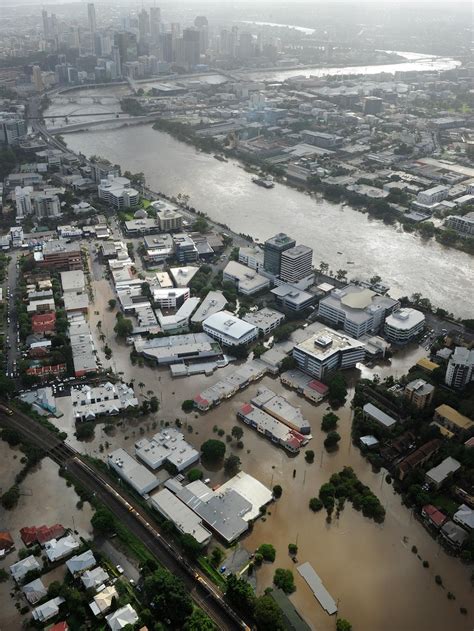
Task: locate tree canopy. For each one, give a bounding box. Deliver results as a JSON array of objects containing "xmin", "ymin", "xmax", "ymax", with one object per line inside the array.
[
  {"xmin": 144, "ymin": 568, "xmax": 193, "ymax": 627},
  {"xmin": 200, "ymin": 439, "xmax": 226, "ymax": 463}
]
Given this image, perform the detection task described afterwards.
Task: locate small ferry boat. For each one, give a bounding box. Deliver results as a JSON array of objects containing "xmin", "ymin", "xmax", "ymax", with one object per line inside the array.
[{"xmin": 252, "ymin": 174, "xmax": 275, "ymax": 188}]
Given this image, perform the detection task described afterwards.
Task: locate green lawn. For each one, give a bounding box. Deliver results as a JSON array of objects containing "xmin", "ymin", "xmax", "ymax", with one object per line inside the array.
[{"xmin": 431, "ymin": 494, "xmax": 459, "ymax": 517}]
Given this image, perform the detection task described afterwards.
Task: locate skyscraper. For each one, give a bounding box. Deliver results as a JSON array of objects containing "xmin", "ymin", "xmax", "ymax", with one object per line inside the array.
[
  {"xmin": 162, "ymin": 32, "xmax": 173, "ymax": 62},
  {"xmin": 87, "ymin": 3, "xmax": 96, "ymax": 34},
  {"xmin": 183, "ymin": 27, "xmax": 200, "ymax": 69},
  {"xmin": 42, "ymin": 10, "xmax": 50, "ymax": 39},
  {"xmin": 112, "ymin": 45, "xmax": 122, "ymax": 77},
  {"xmin": 88, "ymin": 3, "xmax": 96, "ymax": 53},
  {"xmin": 150, "ymin": 7, "xmax": 161, "ymax": 43},
  {"xmin": 138, "ymin": 9, "xmax": 150, "ymax": 43}
]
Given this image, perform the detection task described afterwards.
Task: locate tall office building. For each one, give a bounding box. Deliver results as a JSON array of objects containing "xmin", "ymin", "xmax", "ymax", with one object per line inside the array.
[
  {"xmin": 88, "ymin": 3, "xmax": 96, "ymax": 53},
  {"xmin": 150, "ymin": 7, "xmax": 161, "ymax": 43},
  {"xmin": 138, "ymin": 9, "xmax": 150, "ymax": 43},
  {"xmin": 264, "ymin": 233, "xmax": 296, "ymax": 276},
  {"xmin": 87, "ymin": 3, "xmax": 97, "ymax": 34},
  {"xmin": 280, "ymin": 245, "xmax": 313, "ymax": 284},
  {"xmin": 183, "ymin": 28, "xmax": 200, "ymax": 68},
  {"xmin": 162, "ymin": 32, "xmax": 173, "ymax": 62},
  {"xmin": 112, "ymin": 45, "xmax": 122, "ymax": 77},
  {"xmin": 238, "ymin": 32, "xmax": 254, "ymax": 59},
  {"xmin": 42, "ymin": 9, "xmax": 50, "ymax": 39}
]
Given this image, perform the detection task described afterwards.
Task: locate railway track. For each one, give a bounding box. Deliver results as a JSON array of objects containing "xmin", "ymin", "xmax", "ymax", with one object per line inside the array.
[{"xmin": 0, "ymin": 408, "xmax": 250, "ymax": 631}]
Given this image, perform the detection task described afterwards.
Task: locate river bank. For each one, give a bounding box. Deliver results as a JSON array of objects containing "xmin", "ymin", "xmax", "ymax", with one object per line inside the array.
[
  {"xmin": 149, "ymin": 118, "xmax": 474, "ymax": 258},
  {"xmin": 63, "ymin": 124, "xmax": 474, "ymax": 318}
]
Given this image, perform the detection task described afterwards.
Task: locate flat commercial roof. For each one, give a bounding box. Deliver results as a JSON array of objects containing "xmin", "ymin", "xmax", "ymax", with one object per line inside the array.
[
  {"xmin": 385, "ymin": 308, "xmax": 424, "ymax": 330},
  {"xmin": 175, "ymin": 484, "xmax": 251, "ymax": 543},
  {"xmin": 363, "ymin": 403, "xmax": 397, "ymax": 428},
  {"xmin": 135, "ymin": 428, "xmax": 199, "ymax": 472},
  {"xmin": 243, "ymin": 308, "xmax": 285, "ymax": 330},
  {"xmin": 216, "ymin": 472, "xmax": 273, "ymax": 521},
  {"xmin": 297, "ymin": 562, "xmax": 337, "ymax": 615},
  {"xmin": 169, "ymin": 266, "xmax": 199, "ymax": 287},
  {"xmin": 108, "ymin": 448, "xmax": 159, "ymax": 495},
  {"xmin": 60, "ymin": 270, "xmax": 85, "ymax": 292},
  {"xmin": 296, "ymin": 327, "xmax": 364, "ymax": 359},
  {"xmin": 191, "ymin": 290, "xmax": 227, "ymax": 324},
  {"xmin": 151, "ymin": 488, "xmax": 211, "ymax": 544},
  {"xmin": 426, "ymin": 457, "xmax": 461, "ymax": 485},
  {"xmin": 203, "ymin": 310, "xmax": 257, "ymax": 340}
]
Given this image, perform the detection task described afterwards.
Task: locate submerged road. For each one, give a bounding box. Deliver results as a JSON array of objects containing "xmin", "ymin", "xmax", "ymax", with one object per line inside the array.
[{"xmin": 0, "ymin": 405, "xmax": 248, "ymax": 631}]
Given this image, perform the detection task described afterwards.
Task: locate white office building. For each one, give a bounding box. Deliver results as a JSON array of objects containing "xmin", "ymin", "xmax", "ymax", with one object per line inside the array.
[
  {"xmin": 446, "ymin": 212, "xmax": 474, "ymax": 236},
  {"xmin": 223, "ymin": 261, "xmax": 270, "ymax": 295},
  {"xmin": 417, "ymin": 185, "xmax": 449, "ymax": 206},
  {"xmin": 238, "ymin": 245, "xmax": 265, "ymax": 271},
  {"xmin": 280, "ymin": 244, "xmax": 313, "ymax": 284},
  {"xmin": 293, "ymin": 327, "xmax": 366, "ymax": 379},
  {"xmin": 318, "ymin": 285, "xmax": 399, "ymax": 339},
  {"xmin": 98, "ymin": 175, "xmax": 139, "ymax": 209},
  {"xmin": 384, "ymin": 308, "xmax": 425, "ymax": 344},
  {"xmin": 445, "ymin": 346, "xmax": 474, "ymax": 390},
  {"xmin": 243, "ymin": 308, "xmax": 285, "ymax": 336},
  {"xmin": 203, "ymin": 311, "xmax": 258, "ymax": 347}
]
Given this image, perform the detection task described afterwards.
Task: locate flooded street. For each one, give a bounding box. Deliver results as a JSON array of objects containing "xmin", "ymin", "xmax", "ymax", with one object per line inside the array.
[
  {"xmin": 0, "ymin": 450, "xmax": 94, "ymax": 629},
  {"xmin": 43, "ymin": 272, "xmax": 474, "ymax": 631}
]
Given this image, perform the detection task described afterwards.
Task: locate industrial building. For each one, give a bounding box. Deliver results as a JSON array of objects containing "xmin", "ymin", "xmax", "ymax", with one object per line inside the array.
[
  {"xmin": 107, "ymin": 448, "xmax": 159, "ymax": 496},
  {"xmin": 135, "ymin": 428, "xmax": 199, "ymax": 472},
  {"xmin": 150, "ymin": 489, "xmax": 212, "ymax": 544}
]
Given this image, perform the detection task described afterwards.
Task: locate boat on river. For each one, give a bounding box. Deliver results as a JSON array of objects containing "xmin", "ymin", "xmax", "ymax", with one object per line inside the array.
[
  {"xmin": 213, "ymin": 154, "xmax": 228, "ymax": 162},
  {"xmin": 252, "ymin": 174, "xmax": 275, "ymax": 188}
]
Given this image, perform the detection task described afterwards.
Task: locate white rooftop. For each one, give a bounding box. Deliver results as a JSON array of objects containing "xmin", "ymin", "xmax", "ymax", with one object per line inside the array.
[{"xmin": 203, "ymin": 310, "xmax": 257, "ymax": 341}]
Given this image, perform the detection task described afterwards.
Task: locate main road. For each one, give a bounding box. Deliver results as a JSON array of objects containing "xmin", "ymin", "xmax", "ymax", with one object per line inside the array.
[{"xmin": 0, "ymin": 405, "xmax": 248, "ymax": 631}]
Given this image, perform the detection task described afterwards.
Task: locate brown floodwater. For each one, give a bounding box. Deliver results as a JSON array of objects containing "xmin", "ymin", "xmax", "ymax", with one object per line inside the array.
[{"xmin": 39, "ymin": 275, "xmax": 474, "ymax": 631}]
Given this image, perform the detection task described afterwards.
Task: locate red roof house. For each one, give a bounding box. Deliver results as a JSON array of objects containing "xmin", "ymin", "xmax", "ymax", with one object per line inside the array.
[
  {"xmin": 49, "ymin": 623, "xmax": 69, "ymax": 631},
  {"xmin": 20, "ymin": 524, "xmax": 65, "ymax": 547},
  {"xmin": 20, "ymin": 526, "xmax": 38, "ymax": 547},
  {"xmin": 0, "ymin": 531, "xmax": 14, "ymax": 552},
  {"xmin": 31, "ymin": 312, "xmax": 56, "ymax": 334},
  {"xmin": 422, "ymin": 504, "xmax": 448, "ymax": 529}
]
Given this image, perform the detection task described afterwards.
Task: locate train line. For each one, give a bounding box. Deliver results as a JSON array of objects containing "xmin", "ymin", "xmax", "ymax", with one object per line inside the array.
[{"xmin": 0, "ymin": 406, "xmax": 250, "ymax": 631}]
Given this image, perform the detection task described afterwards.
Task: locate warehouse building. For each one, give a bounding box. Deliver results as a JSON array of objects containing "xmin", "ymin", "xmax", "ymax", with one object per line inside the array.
[
  {"xmin": 135, "ymin": 428, "xmax": 199, "ymax": 472},
  {"xmin": 107, "ymin": 448, "xmax": 159, "ymax": 496}
]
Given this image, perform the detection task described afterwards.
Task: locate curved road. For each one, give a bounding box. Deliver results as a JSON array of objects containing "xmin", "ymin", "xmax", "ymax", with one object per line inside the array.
[{"xmin": 0, "ymin": 405, "xmax": 248, "ymax": 631}]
